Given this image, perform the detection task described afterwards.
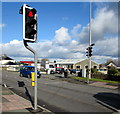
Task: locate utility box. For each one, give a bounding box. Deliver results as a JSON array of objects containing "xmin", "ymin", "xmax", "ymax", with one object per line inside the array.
[{"xmin": 82, "ymin": 69, "xmax": 86, "ymax": 78}]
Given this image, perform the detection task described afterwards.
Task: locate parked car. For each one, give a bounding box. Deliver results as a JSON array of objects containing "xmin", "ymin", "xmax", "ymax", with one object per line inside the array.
[
  {"xmin": 55, "ymin": 67, "xmax": 64, "ymax": 74},
  {"xmin": 70, "ymin": 69, "xmax": 76, "ymax": 74},
  {"xmin": 20, "ymin": 66, "xmax": 41, "ymax": 78},
  {"xmin": 50, "ymin": 70, "xmax": 55, "ymax": 74}
]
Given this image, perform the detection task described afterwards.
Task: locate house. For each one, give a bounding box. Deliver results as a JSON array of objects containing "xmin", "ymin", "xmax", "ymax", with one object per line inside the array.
[
  {"xmin": 55, "ymin": 60, "xmax": 77, "ymax": 69},
  {"xmin": 74, "ymin": 59, "xmax": 99, "ymax": 77},
  {"xmin": 98, "ymin": 64, "xmax": 107, "ymax": 74},
  {"xmin": 0, "ymin": 54, "xmax": 20, "ymax": 71},
  {"xmin": 0, "ymin": 54, "xmax": 15, "ymax": 65},
  {"xmin": 74, "ymin": 59, "xmax": 99, "ymax": 70},
  {"xmin": 105, "ymin": 60, "xmax": 120, "ymax": 69}
]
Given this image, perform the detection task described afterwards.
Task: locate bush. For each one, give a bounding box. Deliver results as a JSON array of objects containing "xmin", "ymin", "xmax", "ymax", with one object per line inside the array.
[
  {"xmin": 91, "ymin": 74, "xmax": 108, "ymax": 80},
  {"xmin": 91, "ymin": 68, "xmax": 98, "ymax": 74},
  {"xmin": 108, "ymin": 68, "xmax": 119, "ymax": 75}
]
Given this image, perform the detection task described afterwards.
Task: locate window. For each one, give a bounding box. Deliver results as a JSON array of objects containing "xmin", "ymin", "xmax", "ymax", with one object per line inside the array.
[
  {"xmin": 94, "ymin": 66, "xmax": 97, "ymax": 69},
  {"xmin": 76, "ymin": 66, "xmax": 80, "ymax": 68},
  {"xmin": 49, "ymin": 65, "xmax": 54, "ymax": 68},
  {"xmin": 28, "ymin": 67, "xmax": 34, "ymax": 71},
  {"xmin": 85, "ymin": 66, "xmax": 88, "ymax": 69}
]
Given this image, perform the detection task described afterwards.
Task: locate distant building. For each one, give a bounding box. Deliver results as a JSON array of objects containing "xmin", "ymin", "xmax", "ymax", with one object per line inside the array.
[
  {"xmin": 0, "ymin": 54, "xmax": 15, "ymax": 65},
  {"xmin": 106, "ymin": 60, "xmax": 120, "ymax": 69},
  {"xmin": 74, "ymin": 59, "xmax": 99, "ymax": 70},
  {"xmin": 20, "ymin": 61, "xmax": 34, "ymax": 66},
  {"xmin": 20, "ymin": 61, "xmax": 41, "ymax": 70},
  {"xmin": 98, "ymin": 64, "xmax": 107, "ymax": 74}
]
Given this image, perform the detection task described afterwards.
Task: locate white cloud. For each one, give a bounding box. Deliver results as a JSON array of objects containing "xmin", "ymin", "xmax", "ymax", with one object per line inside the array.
[
  {"xmin": 71, "ymin": 24, "xmax": 81, "ymax": 38},
  {"xmin": 77, "ymin": 7, "xmax": 118, "ymax": 44},
  {"xmin": 0, "ymin": 24, "xmax": 6, "ymax": 28},
  {"xmin": 53, "ymin": 27, "xmax": 71, "ymax": 45},
  {"xmin": 2, "ymin": 40, "xmax": 31, "ymax": 57},
  {"xmin": 91, "ymin": 7, "xmax": 118, "ymax": 41},
  {"xmin": 94, "ymin": 37, "xmax": 118, "ymax": 57}
]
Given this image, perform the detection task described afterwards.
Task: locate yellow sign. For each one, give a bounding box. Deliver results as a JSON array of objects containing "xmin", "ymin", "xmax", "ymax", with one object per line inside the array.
[
  {"xmin": 32, "ymin": 82, "xmax": 35, "ymax": 86},
  {"xmin": 31, "ymin": 72, "xmax": 35, "ymax": 86},
  {"xmin": 31, "ymin": 72, "xmax": 35, "ymax": 81}
]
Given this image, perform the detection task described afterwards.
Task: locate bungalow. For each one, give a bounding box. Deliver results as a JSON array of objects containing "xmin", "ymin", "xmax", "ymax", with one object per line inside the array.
[
  {"xmin": 0, "ymin": 54, "xmax": 15, "ymax": 65},
  {"xmin": 74, "ymin": 59, "xmax": 99, "ymax": 70},
  {"xmin": 106, "ymin": 60, "xmax": 120, "ymax": 69},
  {"xmin": 74, "ymin": 59, "xmax": 99, "ymax": 77}
]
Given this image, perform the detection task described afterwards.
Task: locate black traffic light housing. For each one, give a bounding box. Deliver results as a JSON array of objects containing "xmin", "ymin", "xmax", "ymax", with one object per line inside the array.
[
  {"xmin": 19, "ymin": 4, "xmax": 37, "ymax": 42},
  {"xmin": 25, "ymin": 8, "xmax": 37, "ymax": 41},
  {"xmin": 86, "ymin": 44, "xmax": 95, "ymax": 57},
  {"xmin": 86, "ymin": 47, "xmax": 92, "ymax": 57}
]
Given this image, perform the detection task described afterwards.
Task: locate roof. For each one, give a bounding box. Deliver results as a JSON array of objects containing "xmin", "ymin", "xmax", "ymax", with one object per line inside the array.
[
  {"xmin": 75, "ymin": 59, "xmax": 98, "ymax": 65},
  {"xmin": 106, "ymin": 60, "xmax": 120, "ymax": 67},
  {"xmin": 2, "ymin": 55, "xmax": 13, "ymax": 60},
  {"xmin": 20, "ymin": 61, "xmax": 34, "ymax": 64},
  {"xmin": 5, "ymin": 62, "xmax": 16, "ymax": 65}
]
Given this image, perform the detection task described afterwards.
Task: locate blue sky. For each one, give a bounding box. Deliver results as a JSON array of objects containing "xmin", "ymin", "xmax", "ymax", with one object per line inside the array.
[
  {"xmin": 1, "ymin": 2, "xmax": 118, "ymax": 63},
  {"xmin": 2, "ymin": 2, "xmax": 90, "ymax": 43}
]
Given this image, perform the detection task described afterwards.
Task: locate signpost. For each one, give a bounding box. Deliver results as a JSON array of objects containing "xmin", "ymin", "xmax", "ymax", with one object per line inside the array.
[{"xmin": 19, "ymin": 4, "xmax": 38, "ymax": 111}]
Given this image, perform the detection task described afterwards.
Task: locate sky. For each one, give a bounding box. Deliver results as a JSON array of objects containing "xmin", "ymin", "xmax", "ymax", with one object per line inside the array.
[{"xmin": 1, "ymin": 1, "xmax": 119, "ymax": 64}]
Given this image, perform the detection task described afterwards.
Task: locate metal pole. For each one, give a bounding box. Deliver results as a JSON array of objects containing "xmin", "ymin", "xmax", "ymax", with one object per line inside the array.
[
  {"xmin": 89, "ymin": 0, "xmax": 92, "ymax": 79},
  {"xmin": 24, "ymin": 40, "xmax": 38, "ymax": 110},
  {"xmin": 87, "ymin": 0, "xmax": 92, "ymax": 84}
]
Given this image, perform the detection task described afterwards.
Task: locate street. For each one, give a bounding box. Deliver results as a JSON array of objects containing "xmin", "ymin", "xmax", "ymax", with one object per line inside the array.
[{"xmin": 2, "ymin": 70, "xmax": 119, "ymax": 113}]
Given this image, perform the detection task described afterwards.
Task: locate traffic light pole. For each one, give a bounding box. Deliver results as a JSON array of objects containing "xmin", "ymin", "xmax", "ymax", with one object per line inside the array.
[
  {"xmin": 87, "ymin": 0, "xmax": 92, "ymax": 84},
  {"xmin": 23, "ymin": 40, "xmax": 38, "ymax": 110}
]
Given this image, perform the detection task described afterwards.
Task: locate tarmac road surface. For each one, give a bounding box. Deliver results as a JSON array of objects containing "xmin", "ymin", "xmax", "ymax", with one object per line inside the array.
[{"xmin": 2, "ymin": 70, "xmax": 119, "ymax": 113}]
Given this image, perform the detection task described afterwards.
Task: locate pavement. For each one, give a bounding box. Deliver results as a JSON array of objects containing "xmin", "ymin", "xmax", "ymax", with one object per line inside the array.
[
  {"xmin": 1, "ymin": 85, "xmax": 52, "ymax": 113},
  {"xmin": 89, "ymin": 81, "xmax": 119, "ymax": 89}
]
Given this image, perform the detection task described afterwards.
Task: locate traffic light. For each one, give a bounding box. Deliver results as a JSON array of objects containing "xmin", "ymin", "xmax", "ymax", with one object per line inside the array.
[
  {"xmin": 86, "ymin": 46, "xmax": 92, "ymax": 57},
  {"xmin": 20, "ymin": 4, "xmax": 37, "ymax": 42},
  {"xmin": 88, "ymin": 47, "xmax": 92, "ymax": 57},
  {"xmin": 86, "ymin": 47, "xmax": 89, "ymax": 57}
]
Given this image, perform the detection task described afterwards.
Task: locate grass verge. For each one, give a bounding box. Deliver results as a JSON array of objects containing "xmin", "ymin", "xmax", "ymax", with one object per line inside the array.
[{"xmin": 70, "ymin": 76, "xmax": 120, "ymax": 84}]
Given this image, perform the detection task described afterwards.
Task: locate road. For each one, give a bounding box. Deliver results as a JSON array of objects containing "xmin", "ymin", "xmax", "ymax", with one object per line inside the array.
[{"xmin": 2, "ymin": 70, "xmax": 119, "ymax": 113}]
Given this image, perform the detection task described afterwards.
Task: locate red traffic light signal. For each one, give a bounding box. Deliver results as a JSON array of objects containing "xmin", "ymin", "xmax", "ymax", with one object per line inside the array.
[
  {"xmin": 28, "ymin": 11, "xmax": 33, "ymax": 17},
  {"xmin": 27, "ymin": 8, "xmax": 37, "ymax": 17}
]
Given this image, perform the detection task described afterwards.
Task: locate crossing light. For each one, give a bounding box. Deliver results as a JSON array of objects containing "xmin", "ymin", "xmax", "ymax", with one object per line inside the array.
[
  {"xmin": 86, "ymin": 47, "xmax": 89, "ymax": 57},
  {"xmin": 88, "ymin": 47, "xmax": 92, "ymax": 57},
  {"xmin": 86, "ymin": 46, "xmax": 92, "ymax": 57},
  {"xmin": 20, "ymin": 4, "xmax": 37, "ymax": 42},
  {"xmin": 86, "ymin": 44, "xmax": 95, "ymax": 57}
]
